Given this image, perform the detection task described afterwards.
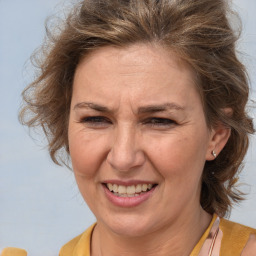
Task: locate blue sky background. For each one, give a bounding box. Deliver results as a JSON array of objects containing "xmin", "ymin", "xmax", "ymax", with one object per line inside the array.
[{"xmin": 0, "ymin": 0, "xmax": 255, "ymax": 255}]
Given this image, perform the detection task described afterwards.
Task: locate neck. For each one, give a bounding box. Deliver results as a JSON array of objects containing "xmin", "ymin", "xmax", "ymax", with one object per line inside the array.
[{"xmin": 91, "ymin": 208, "xmax": 212, "ymax": 256}]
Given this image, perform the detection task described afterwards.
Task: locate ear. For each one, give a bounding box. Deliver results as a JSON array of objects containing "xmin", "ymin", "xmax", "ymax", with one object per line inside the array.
[
  {"xmin": 206, "ymin": 124, "xmax": 231, "ymax": 160},
  {"xmin": 205, "ymin": 109, "xmax": 232, "ymax": 161}
]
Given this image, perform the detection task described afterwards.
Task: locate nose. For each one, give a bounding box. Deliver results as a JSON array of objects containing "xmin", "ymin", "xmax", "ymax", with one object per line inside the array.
[{"xmin": 106, "ymin": 124, "xmax": 145, "ymax": 172}]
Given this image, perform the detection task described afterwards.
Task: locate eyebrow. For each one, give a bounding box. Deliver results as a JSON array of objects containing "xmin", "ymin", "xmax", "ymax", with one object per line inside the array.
[
  {"xmin": 137, "ymin": 103, "xmax": 185, "ymax": 114},
  {"xmin": 74, "ymin": 102, "xmax": 110, "ymax": 112},
  {"xmin": 73, "ymin": 102, "xmax": 185, "ymax": 113}
]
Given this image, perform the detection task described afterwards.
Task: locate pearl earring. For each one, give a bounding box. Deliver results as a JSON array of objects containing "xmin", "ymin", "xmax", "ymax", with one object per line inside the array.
[{"xmin": 212, "ymin": 150, "xmax": 217, "ymax": 158}]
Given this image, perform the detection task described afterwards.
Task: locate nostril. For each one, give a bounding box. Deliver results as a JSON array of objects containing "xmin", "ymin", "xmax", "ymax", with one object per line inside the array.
[{"xmin": 106, "ymin": 146, "xmax": 146, "ymax": 172}]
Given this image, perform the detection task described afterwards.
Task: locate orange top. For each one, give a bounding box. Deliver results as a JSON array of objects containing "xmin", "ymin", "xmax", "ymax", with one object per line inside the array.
[
  {"xmin": 59, "ymin": 215, "xmax": 256, "ymax": 256},
  {"xmin": 0, "ymin": 248, "xmax": 27, "ymax": 256},
  {"xmin": 2, "ymin": 215, "xmax": 256, "ymax": 256}
]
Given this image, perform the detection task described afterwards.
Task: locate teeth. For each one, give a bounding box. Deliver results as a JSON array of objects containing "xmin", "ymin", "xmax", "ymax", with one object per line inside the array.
[
  {"xmin": 142, "ymin": 184, "xmax": 148, "ymax": 192},
  {"xmin": 118, "ymin": 185, "xmax": 126, "ymax": 194},
  {"xmin": 135, "ymin": 184, "xmax": 142, "ymax": 193},
  {"xmin": 106, "ymin": 183, "xmax": 154, "ymax": 196},
  {"xmin": 113, "ymin": 184, "xmax": 118, "ymax": 193},
  {"xmin": 127, "ymin": 185, "xmax": 135, "ymax": 194},
  {"xmin": 107, "ymin": 183, "xmax": 113, "ymax": 191}
]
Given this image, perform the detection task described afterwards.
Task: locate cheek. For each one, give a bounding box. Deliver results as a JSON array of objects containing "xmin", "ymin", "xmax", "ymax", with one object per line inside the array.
[
  {"xmin": 146, "ymin": 133, "xmax": 207, "ymax": 182},
  {"xmin": 68, "ymin": 130, "xmax": 108, "ymax": 178}
]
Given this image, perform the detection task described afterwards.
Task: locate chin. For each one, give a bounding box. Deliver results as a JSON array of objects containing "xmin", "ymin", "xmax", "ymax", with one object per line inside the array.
[{"xmin": 101, "ymin": 214, "xmax": 159, "ymax": 238}]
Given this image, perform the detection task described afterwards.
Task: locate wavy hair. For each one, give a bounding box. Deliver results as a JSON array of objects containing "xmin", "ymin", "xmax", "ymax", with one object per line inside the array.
[{"xmin": 19, "ymin": 0, "xmax": 254, "ymax": 217}]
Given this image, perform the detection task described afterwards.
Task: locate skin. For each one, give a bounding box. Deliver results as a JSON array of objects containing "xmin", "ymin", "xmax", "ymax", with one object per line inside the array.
[
  {"xmin": 241, "ymin": 234, "xmax": 256, "ymax": 256},
  {"xmin": 68, "ymin": 44, "xmax": 230, "ymax": 256}
]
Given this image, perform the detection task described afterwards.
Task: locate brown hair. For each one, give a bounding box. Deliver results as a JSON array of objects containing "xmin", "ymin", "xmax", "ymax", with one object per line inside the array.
[{"xmin": 19, "ymin": 0, "xmax": 254, "ymax": 217}]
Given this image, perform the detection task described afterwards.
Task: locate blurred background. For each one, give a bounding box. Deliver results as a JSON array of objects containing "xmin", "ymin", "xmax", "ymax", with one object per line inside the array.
[{"xmin": 0, "ymin": 0, "xmax": 255, "ymax": 255}]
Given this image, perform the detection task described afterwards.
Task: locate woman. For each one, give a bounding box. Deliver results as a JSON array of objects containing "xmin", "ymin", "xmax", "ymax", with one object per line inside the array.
[{"xmin": 5, "ymin": 0, "xmax": 256, "ymax": 255}]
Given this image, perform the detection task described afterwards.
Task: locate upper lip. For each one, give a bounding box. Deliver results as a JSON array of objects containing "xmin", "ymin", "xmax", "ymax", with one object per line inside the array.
[{"xmin": 102, "ymin": 179, "xmax": 157, "ymax": 186}]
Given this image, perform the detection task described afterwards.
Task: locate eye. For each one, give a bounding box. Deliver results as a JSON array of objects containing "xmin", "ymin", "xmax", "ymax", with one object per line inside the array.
[
  {"xmin": 143, "ymin": 117, "xmax": 176, "ymax": 128},
  {"xmin": 79, "ymin": 116, "xmax": 111, "ymax": 127}
]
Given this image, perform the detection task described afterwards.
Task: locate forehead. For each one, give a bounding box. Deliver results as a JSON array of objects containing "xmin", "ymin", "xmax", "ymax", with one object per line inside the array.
[
  {"xmin": 77, "ymin": 44, "xmax": 195, "ymax": 78},
  {"xmin": 72, "ymin": 44, "xmax": 201, "ymax": 111}
]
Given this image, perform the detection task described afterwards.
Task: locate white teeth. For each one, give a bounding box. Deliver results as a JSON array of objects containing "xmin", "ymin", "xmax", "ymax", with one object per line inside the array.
[
  {"xmin": 113, "ymin": 184, "xmax": 118, "ymax": 193},
  {"xmin": 106, "ymin": 183, "xmax": 154, "ymax": 197},
  {"xmin": 135, "ymin": 184, "xmax": 142, "ymax": 193},
  {"xmin": 142, "ymin": 184, "xmax": 148, "ymax": 192},
  {"xmin": 107, "ymin": 183, "xmax": 113, "ymax": 191},
  {"xmin": 118, "ymin": 185, "xmax": 126, "ymax": 194},
  {"xmin": 127, "ymin": 185, "xmax": 135, "ymax": 194}
]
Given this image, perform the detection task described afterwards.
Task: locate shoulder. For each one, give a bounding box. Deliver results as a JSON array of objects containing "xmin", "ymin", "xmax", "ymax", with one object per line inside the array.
[
  {"xmin": 1, "ymin": 248, "xmax": 27, "ymax": 256},
  {"xmin": 220, "ymin": 218, "xmax": 256, "ymax": 238},
  {"xmin": 59, "ymin": 224, "xmax": 96, "ymax": 256},
  {"xmin": 59, "ymin": 233, "xmax": 84, "ymax": 256},
  {"xmin": 219, "ymin": 218, "xmax": 256, "ymax": 255}
]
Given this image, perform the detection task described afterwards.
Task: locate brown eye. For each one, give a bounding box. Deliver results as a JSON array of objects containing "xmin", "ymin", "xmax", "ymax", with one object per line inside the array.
[
  {"xmin": 80, "ymin": 116, "xmax": 112, "ymax": 127},
  {"xmin": 144, "ymin": 118, "xmax": 176, "ymax": 127}
]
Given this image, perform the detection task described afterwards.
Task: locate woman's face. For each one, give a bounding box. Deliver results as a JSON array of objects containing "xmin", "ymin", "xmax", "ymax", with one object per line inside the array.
[{"xmin": 68, "ymin": 44, "xmax": 215, "ymax": 237}]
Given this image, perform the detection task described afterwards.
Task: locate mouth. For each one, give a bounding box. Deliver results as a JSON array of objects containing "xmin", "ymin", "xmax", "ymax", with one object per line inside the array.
[{"xmin": 103, "ymin": 183, "xmax": 158, "ymax": 198}]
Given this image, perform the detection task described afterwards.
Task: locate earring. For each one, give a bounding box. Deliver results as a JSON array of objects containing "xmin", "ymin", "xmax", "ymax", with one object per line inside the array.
[{"xmin": 212, "ymin": 150, "xmax": 217, "ymax": 158}]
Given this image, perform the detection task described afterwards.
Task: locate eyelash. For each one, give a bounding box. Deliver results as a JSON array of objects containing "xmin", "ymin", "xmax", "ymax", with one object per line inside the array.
[
  {"xmin": 80, "ymin": 116, "xmax": 111, "ymax": 127},
  {"xmin": 143, "ymin": 117, "xmax": 175, "ymax": 127},
  {"xmin": 79, "ymin": 116, "xmax": 176, "ymax": 128}
]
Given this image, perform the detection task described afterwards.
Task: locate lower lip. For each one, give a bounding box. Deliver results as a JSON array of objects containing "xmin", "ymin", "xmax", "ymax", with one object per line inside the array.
[{"xmin": 102, "ymin": 185, "xmax": 157, "ymax": 208}]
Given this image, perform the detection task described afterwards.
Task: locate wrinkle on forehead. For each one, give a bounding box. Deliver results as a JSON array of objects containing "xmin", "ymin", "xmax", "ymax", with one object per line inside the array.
[
  {"xmin": 73, "ymin": 43, "xmax": 199, "ymax": 116},
  {"xmin": 77, "ymin": 43, "xmax": 194, "ymax": 79}
]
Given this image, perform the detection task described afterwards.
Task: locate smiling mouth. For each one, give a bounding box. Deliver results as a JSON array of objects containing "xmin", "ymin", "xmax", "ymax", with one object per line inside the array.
[{"xmin": 104, "ymin": 183, "xmax": 157, "ymax": 197}]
